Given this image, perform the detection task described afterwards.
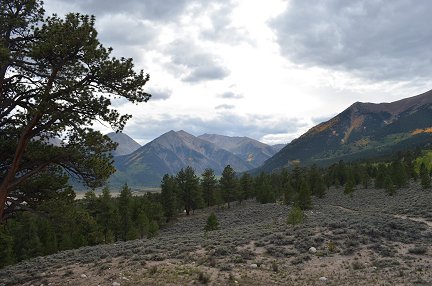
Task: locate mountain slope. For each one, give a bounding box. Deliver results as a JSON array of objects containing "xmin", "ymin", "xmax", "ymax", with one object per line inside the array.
[
  {"xmin": 112, "ymin": 130, "xmax": 254, "ymax": 187},
  {"xmin": 259, "ymin": 89, "xmax": 432, "ymax": 172},
  {"xmin": 107, "ymin": 132, "xmax": 141, "ymax": 156},
  {"xmin": 198, "ymin": 134, "xmax": 278, "ymax": 167}
]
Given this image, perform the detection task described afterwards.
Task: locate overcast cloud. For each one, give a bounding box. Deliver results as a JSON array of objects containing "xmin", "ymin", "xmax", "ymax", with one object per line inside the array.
[
  {"xmin": 271, "ymin": 0, "xmax": 432, "ymax": 82},
  {"xmin": 43, "ymin": 0, "xmax": 432, "ymax": 145}
]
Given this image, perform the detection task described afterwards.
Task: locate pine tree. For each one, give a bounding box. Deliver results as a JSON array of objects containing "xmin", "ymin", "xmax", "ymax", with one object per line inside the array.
[
  {"xmin": 160, "ymin": 174, "xmax": 178, "ymax": 221},
  {"xmin": 281, "ymin": 170, "xmax": 294, "ymax": 204},
  {"xmin": 309, "ymin": 164, "xmax": 325, "ymax": 197},
  {"xmin": 219, "ymin": 165, "xmax": 238, "ymax": 208},
  {"xmin": 204, "ymin": 212, "xmax": 219, "ymax": 232},
  {"xmin": 200, "ymin": 169, "xmax": 218, "ymax": 207},
  {"xmin": 344, "ymin": 179, "xmax": 355, "ymax": 197},
  {"xmin": 118, "ymin": 184, "xmax": 133, "ymax": 240},
  {"xmin": 176, "ymin": 166, "xmax": 202, "ymax": 215},
  {"xmin": 147, "ymin": 220, "xmax": 159, "ymax": 238},
  {"xmin": 239, "ymin": 173, "xmax": 253, "ymax": 202},
  {"xmin": 420, "ymin": 163, "xmax": 431, "ymax": 189},
  {"xmin": 391, "ymin": 160, "xmax": 408, "ymax": 188},
  {"xmin": 0, "ymin": 228, "xmax": 14, "ymax": 267},
  {"xmin": 97, "ymin": 187, "xmax": 116, "ymax": 243},
  {"xmin": 296, "ymin": 179, "xmax": 312, "ymax": 210},
  {"xmin": 384, "ymin": 175, "xmax": 396, "ymax": 196}
]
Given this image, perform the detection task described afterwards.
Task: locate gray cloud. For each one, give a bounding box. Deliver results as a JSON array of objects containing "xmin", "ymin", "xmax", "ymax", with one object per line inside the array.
[
  {"xmin": 200, "ymin": 2, "xmax": 251, "ymax": 45},
  {"xmin": 311, "ymin": 114, "xmax": 336, "ymax": 125},
  {"xmin": 218, "ymin": 91, "xmax": 243, "ymax": 99},
  {"xmin": 215, "ymin": 104, "xmax": 235, "ymax": 110},
  {"xmin": 49, "ymin": 0, "xmax": 191, "ymax": 22},
  {"xmin": 124, "ymin": 113, "xmax": 306, "ymax": 144},
  {"xmin": 147, "ymin": 87, "xmax": 172, "ymax": 101},
  {"xmin": 165, "ymin": 39, "xmax": 230, "ymax": 82},
  {"xmin": 271, "ymin": 0, "xmax": 432, "ymax": 81}
]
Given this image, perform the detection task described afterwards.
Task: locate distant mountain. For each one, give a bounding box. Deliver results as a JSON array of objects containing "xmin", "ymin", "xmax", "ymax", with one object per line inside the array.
[
  {"xmin": 258, "ymin": 89, "xmax": 432, "ymax": 172},
  {"xmin": 111, "ymin": 130, "xmax": 254, "ymax": 187},
  {"xmin": 272, "ymin": 144, "xmax": 286, "ymax": 153},
  {"xmin": 106, "ymin": 132, "xmax": 141, "ymax": 156},
  {"xmin": 198, "ymin": 134, "xmax": 278, "ymax": 167}
]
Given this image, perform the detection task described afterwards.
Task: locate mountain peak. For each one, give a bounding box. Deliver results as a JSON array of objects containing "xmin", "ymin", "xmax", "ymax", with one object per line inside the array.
[
  {"xmin": 257, "ymin": 89, "xmax": 432, "ymax": 173},
  {"xmin": 106, "ymin": 132, "xmax": 141, "ymax": 156}
]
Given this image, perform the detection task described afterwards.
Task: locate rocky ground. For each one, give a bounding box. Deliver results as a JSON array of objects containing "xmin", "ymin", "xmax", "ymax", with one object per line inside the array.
[{"xmin": 1, "ymin": 182, "xmax": 431, "ymax": 286}]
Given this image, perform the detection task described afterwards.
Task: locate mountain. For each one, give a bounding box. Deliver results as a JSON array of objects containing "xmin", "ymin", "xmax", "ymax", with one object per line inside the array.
[
  {"xmin": 259, "ymin": 89, "xmax": 432, "ymax": 172},
  {"xmin": 272, "ymin": 144, "xmax": 286, "ymax": 153},
  {"xmin": 112, "ymin": 130, "xmax": 254, "ymax": 187},
  {"xmin": 198, "ymin": 134, "xmax": 278, "ymax": 167},
  {"xmin": 106, "ymin": 132, "xmax": 141, "ymax": 156}
]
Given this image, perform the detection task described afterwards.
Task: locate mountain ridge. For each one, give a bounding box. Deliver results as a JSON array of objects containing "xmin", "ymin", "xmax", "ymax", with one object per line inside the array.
[
  {"xmin": 111, "ymin": 130, "xmax": 254, "ymax": 187},
  {"xmin": 257, "ymin": 89, "xmax": 432, "ymax": 172}
]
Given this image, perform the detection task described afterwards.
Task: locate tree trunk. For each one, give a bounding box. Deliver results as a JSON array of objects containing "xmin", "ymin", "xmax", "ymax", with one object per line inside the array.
[{"xmin": 0, "ymin": 113, "xmax": 42, "ymax": 222}]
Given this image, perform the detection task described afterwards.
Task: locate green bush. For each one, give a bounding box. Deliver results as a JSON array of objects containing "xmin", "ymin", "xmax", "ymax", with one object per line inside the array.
[
  {"xmin": 204, "ymin": 213, "xmax": 219, "ymax": 232},
  {"xmin": 286, "ymin": 206, "xmax": 305, "ymax": 225}
]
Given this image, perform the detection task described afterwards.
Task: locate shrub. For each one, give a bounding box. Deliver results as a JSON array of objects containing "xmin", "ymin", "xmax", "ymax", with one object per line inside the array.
[
  {"xmin": 204, "ymin": 213, "xmax": 219, "ymax": 232},
  {"xmin": 408, "ymin": 246, "xmax": 428, "ymax": 255},
  {"xmin": 197, "ymin": 271, "xmax": 210, "ymax": 284},
  {"xmin": 286, "ymin": 206, "xmax": 305, "ymax": 225}
]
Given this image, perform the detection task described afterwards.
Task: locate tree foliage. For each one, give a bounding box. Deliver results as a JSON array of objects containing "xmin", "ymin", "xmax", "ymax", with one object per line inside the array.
[{"xmin": 0, "ymin": 0, "xmax": 151, "ymax": 221}]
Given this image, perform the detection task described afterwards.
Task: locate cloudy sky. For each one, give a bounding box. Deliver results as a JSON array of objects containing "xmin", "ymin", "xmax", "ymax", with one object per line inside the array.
[{"xmin": 44, "ymin": 0, "xmax": 432, "ymax": 145}]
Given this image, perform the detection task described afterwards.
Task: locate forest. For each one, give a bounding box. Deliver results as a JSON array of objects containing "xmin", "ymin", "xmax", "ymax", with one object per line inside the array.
[{"xmin": 1, "ymin": 148, "xmax": 431, "ymax": 268}]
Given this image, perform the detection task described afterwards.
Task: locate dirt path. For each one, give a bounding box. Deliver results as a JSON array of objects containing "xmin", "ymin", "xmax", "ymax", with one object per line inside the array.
[{"xmin": 393, "ymin": 214, "xmax": 432, "ymax": 228}]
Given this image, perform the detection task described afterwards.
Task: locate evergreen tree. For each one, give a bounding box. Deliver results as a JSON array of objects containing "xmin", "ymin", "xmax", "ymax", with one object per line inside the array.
[
  {"xmin": 391, "ymin": 160, "xmax": 408, "ymax": 188},
  {"xmin": 118, "ymin": 184, "xmax": 133, "ymax": 240},
  {"xmin": 384, "ymin": 175, "xmax": 396, "ymax": 196},
  {"xmin": 296, "ymin": 179, "xmax": 312, "ymax": 210},
  {"xmin": 135, "ymin": 209, "xmax": 150, "ymax": 239},
  {"xmin": 420, "ymin": 163, "xmax": 431, "ymax": 189},
  {"xmin": 239, "ymin": 173, "xmax": 253, "ymax": 202},
  {"xmin": 219, "ymin": 165, "xmax": 238, "ymax": 208},
  {"xmin": 200, "ymin": 169, "xmax": 218, "ymax": 207},
  {"xmin": 0, "ymin": 228, "xmax": 14, "ymax": 267},
  {"xmin": 255, "ymin": 173, "xmax": 275, "ymax": 204},
  {"xmin": 0, "ymin": 0, "xmax": 151, "ymax": 221},
  {"xmin": 375, "ymin": 163, "xmax": 387, "ymax": 189},
  {"xmin": 344, "ymin": 179, "xmax": 355, "ymax": 197},
  {"xmin": 160, "ymin": 174, "xmax": 178, "ymax": 221},
  {"xmin": 97, "ymin": 187, "xmax": 116, "ymax": 243},
  {"xmin": 147, "ymin": 220, "xmax": 159, "ymax": 238},
  {"xmin": 204, "ymin": 212, "xmax": 219, "ymax": 232},
  {"xmin": 281, "ymin": 170, "xmax": 294, "ymax": 204},
  {"xmin": 176, "ymin": 166, "xmax": 202, "ymax": 215}
]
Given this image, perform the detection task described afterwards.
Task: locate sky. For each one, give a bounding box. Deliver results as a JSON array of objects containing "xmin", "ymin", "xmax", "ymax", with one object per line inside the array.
[{"xmin": 44, "ymin": 0, "xmax": 432, "ymax": 145}]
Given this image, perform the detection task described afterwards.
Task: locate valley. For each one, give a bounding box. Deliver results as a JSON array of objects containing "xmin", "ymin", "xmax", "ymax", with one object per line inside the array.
[{"xmin": 1, "ymin": 182, "xmax": 431, "ymax": 285}]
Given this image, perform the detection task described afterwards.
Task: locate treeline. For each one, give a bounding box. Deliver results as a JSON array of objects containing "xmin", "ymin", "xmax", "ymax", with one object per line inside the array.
[
  {"xmin": 1, "ymin": 150, "xmax": 431, "ymax": 267},
  {"xmin": 0, "ymin": 185, "xmax": 163, "ymax": 267}
]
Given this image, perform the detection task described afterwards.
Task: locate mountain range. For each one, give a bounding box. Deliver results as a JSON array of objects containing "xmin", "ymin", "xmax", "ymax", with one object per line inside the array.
[
  {"xmin": 258, "ymin": 89, "xmax": 432, "ymax": 173},
  {"xmin": 109, "ymin": 130, "xmax": 282, "ymax": 187},
  {"xmin": 107, "ymin": 89, "xmax": 432, "ymax": 187}
]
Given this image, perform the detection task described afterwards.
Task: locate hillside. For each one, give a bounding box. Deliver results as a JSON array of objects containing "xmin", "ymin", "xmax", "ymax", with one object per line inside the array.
[
  {"xmin": 106, "ymin": 132, "xmax": 141, "ymax": 156},
  {"xmin": 198, "ymin": 134, "xmax": 278, "ymax": 167},
  {"xmin": 259, "ymin": 89, "xmax": 432, "ymax": 172},
  {"xmin": 2, "ymin": 183, "xmax": 431, "ymax": 285},
  {"xmin": 111, "ymin": 130, "xmax": 253, "ymax": 187}
]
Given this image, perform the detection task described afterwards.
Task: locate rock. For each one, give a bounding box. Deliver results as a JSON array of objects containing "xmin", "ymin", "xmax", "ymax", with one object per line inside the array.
[
  {"xmin": 112, "ymin": 282, "xmax": 121, "ymax": 286},
  {"xmin": 250, "ymin": 263, "xmax": 258, "ymax": 269},
  {"xmin": 319, "ymin": 276, "xmax": 327, "ymax": 282},
  {"xmin": 309, "ymin": 247, "xmax": 317, "ymax": 254},
  {"xmin": 80, "ymin": 274, "xmax": 87, "ymax": 278}
]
